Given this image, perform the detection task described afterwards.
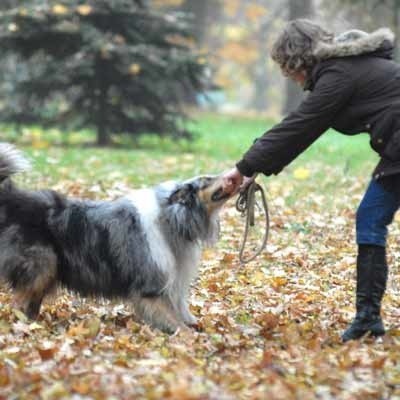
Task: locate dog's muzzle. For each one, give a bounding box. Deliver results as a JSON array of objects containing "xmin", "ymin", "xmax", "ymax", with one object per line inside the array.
[{"xmin": 211, "ymin": 187, "xmax": 231, "ymax": 202}]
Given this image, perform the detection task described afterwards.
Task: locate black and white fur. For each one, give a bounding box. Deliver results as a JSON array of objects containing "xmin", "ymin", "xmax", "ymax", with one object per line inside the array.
[{"xmin": 0, "ymin": 143, "xmax": 232, "ymax": 333}]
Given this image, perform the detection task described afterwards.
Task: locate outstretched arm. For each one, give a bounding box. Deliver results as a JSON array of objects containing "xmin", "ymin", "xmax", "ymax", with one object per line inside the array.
[{"xmin": 236, "ymin": 63, "xmax": 355, "ymax": 178}]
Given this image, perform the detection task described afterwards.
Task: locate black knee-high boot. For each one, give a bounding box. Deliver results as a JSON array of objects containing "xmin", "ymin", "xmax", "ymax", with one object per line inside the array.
[{"xmin": 341, "ymin": 244, "xmax": 388, "ymax": 342}]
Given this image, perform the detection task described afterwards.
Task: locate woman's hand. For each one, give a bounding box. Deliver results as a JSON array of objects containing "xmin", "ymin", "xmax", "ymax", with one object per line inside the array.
[
  {"xmin": 222, "ymin": 167, "xmax": 243, "ymax": 195},
  {"xmin": 240, "ymin": 174, "xmax": 257, "ymax": 192}
]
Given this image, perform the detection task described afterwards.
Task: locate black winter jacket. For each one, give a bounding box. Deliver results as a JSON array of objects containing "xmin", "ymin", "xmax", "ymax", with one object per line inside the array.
[{"xmin": 236, "ymin": 28, "xmax": 400, "ymax": 180}]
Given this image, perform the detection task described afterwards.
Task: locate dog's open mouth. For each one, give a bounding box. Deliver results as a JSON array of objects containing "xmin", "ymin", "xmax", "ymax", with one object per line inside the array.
[{"xmin": 211, "ymin": 187, "xmax": 231, "ymax": 202}]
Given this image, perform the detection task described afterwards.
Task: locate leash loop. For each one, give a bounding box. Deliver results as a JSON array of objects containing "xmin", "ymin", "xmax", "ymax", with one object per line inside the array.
[{"xmin": 235, "ymin": 180, "xmax": 269, "ymax": 264}]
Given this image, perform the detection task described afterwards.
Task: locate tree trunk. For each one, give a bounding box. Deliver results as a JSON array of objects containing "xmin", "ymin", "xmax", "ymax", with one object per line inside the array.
[
  {"xmin": 96, "ymin": 61, "xmax": 111, "ymax": 146},
  {"xmin": 252, "ymin": 57, "xmax": 270, "ymax": 111},
  {"xmin": 182, "ymin": 0, "xmax": 212, "ymax": 44},
  {"xmin": 251, "ymin": 18, "xmax": 270, "ymax": 112},
  {"xmin": 97, "ymin": 120, "xmax": 110, "ymax": 146},
  {"xmin": 283, "ymin": 0, "xmax": 314, "ymax": 114}
]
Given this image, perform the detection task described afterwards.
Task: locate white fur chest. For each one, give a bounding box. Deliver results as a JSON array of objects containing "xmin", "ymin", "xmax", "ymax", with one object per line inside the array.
[{"xmin": 125, "ymin": 189, "xmax": 176, "ymax": 276}]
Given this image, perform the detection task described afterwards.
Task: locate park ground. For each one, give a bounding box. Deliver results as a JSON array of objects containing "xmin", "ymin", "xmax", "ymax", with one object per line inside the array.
[{"xmin": 0, "ymin": 112, "xmax": 399, "ymax": 399}]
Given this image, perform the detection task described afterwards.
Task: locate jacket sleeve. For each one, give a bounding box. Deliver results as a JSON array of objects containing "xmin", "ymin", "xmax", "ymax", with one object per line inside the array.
[{"xmin": 236, "ymin": 64, "xmax": 355, "ymax": 177}]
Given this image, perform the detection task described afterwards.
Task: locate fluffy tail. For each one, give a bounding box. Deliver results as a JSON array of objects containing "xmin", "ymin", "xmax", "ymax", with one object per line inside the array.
[{"xmin": 0, "ymin": 143, "xmax": 31, "ymax": 181}]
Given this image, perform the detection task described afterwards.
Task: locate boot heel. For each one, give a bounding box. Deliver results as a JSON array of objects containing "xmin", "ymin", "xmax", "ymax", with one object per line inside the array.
[
  {"xmin": 369, "ymin": 319, "xmax": 385, "ymax": 337},
  {"xmin": 342, "ymin": 317, "xmax": 385, "ymax": 342}
]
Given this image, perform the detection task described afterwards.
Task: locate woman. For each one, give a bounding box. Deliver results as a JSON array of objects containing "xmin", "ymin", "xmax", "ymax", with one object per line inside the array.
[{"xmin": 223, "ymin": 19, "xmax": 400, "ymax": 342}]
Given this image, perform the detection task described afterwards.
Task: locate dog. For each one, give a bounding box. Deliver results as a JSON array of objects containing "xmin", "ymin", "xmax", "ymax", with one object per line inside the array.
[{"xmin": 0, "ymin": 143, "xmax": 233, "ymax": 333}]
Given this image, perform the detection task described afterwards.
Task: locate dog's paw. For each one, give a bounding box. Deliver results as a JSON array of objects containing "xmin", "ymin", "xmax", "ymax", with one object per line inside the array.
[{"xmin": 183, "ymin": 313, "xmax": 198, "ymax": 326}]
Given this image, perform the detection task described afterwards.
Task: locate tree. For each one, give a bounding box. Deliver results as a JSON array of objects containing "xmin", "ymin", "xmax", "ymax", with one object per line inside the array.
[
  {"xmin": 149, "ymin": 0, "xmax": 215, "ymax": 45},
  {"xmin": 0, "ymin": 0, "xmax": 208, "ymax": 145},
  {"xmin": 180, "ymin": 0, "xmax": 214, "ymax": 44},
  {"xmin": 283, "ymin": 0, "xmax": 314, "ymax": 114}
]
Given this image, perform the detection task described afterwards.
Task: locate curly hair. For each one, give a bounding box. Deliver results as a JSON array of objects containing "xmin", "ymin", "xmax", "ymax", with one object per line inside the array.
[{"xmin": 271, "ymin": 19, "xmax": 334, "ymax": 75}]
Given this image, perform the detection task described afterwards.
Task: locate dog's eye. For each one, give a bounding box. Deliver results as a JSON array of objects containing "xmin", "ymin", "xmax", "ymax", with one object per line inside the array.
[
  {"xmin": 187, "ymin": 184, "xmax": 196, "ymax": 193},
  {"xmin": 169, "ymin": 184, "xmax": 196, "ymax": 205}
]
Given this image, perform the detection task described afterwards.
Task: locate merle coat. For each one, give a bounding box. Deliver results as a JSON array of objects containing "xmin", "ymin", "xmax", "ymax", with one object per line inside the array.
[{"xmin": 236, "ymin": 28, "xmax": 400, "ymax": 181}]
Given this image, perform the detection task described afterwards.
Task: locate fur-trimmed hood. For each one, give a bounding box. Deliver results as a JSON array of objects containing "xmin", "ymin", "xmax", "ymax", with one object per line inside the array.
[{"xmin": 314, "ymin": 28, "xmax": 395, "ymax": 60}]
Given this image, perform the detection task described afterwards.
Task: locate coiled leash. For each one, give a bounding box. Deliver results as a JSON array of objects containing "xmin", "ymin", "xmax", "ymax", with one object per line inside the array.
[{"xmin": 236, "ymin": 180, "xmax": 269, "ymax": 264}]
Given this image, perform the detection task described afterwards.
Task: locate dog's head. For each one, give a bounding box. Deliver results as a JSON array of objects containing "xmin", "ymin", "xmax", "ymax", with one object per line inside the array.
[
  {"xmin": 158, "ymin": 175, "xmax": 233, "ymax": 245},
  {"xmin": 168, "ymin": 175, "xmax": 232, "ymax": 213}
]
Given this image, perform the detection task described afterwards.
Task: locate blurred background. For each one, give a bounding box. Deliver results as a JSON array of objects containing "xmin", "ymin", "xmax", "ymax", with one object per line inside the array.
[
  {"xmin": 151, "ymin": 0, "xmax": 400, "ymax": 116},
  {"xmin": 0, "ymin": 0, "xmax": 399, "ymax": 148}
]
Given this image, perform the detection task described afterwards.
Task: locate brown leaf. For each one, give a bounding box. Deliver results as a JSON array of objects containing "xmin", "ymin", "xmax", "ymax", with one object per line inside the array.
[
  {"xmin": 37, "ymin": 340, "xmax": 57, "ymax": 361},
  {"xmin": 0, "ymin": 365, "xmax": 10, "ymax": 387}
]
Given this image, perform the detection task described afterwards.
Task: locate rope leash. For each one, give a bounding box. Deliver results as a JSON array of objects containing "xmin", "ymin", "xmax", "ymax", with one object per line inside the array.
[{"xmin": 235, "ymin": 180, "xmax": 269, "ymax": 264}]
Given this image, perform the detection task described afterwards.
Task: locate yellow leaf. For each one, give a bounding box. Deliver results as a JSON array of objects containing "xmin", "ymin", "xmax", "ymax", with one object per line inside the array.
[
  {"xmin": 12, "ymin": 308, "xmax": 28, "ymax": 322},
  {"xmin": 42, "ymin": 382, "xmax": 68, "ymax": 399},
  {"xmin": 152, "ymin": 0, "xmax": 185, "ymax": 8},
  {"xmin": 129, "ymin": 63, "xmax": 141, "ymax": 75},
  {"xmin": 8, "ymin": 23, "xmax": 18, "ymax": 32},
  {"xmin": 164, "ymin": 156, "xmax": 178, "ymax": 167},
  {"xmin": 224, "ymin": 26, "xmax": 247, "ymax": 41},
  {"xmin": 249, "ymin": 269, "xmax": 267, "ymax": 285},
  {"xmin": 52, "ymin": 4, "xmax": 69, "ymax": 15},
  {"xmin": 293, "ymin": 167, "xmax": 310, "ymax": 180},
  {"xmin": 269, "ymin": 276, "xmax": 288, "ymax": 289},
  {"xmin": 67, "ymin": 322, "xmax": 88, "ymax": 337},
  {"xmin": 0, "ymin": 320, "xmax": 10, "ymax": 334},
  {"xmin": 76, "ymin": 5, "xmax": 92, "ymax": 16},
  {"xmin": 197, "ymin": 56, "xmax": 207, "ymax": 65},
  {"xmin": 85, "ymin": 317, "xmax": 101, "ymax": 338},
  {"xmin": 32, "ymin": 140, "xmax": 50, "ymax": 150}
]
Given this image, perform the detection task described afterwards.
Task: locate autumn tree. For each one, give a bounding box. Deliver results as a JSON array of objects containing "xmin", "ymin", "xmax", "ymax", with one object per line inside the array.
[
  {"xmin": 283, "ymin": 0, "xmax": 314, "ymax": 114},
  {"xmin": 151, "ymin": 0, "xmax": 316, "ymax": 115},
  {"xmin": 0, "ymin": 0, "xmax": 208, "ymax": 145},
  {"xmin": 149, "ymin": 0, "xmax": 218, "ymax": 104}
]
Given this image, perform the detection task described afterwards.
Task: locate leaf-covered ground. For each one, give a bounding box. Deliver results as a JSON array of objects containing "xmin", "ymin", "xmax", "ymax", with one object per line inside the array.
[{"xmin": 0, "ymin": 139, "xmax": 399, "ymax": 399}]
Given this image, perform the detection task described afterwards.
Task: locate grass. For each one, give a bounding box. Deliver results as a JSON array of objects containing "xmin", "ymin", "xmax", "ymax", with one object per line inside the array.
[{"xmin": 2, "ymin": 112, "xmax": 378, "ymax": 203}]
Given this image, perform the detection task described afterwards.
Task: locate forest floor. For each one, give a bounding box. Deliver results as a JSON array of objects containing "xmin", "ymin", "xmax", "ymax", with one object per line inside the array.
[{"xmin": 0, "ymin": 113, "xmax": 398, "ymax": 399}]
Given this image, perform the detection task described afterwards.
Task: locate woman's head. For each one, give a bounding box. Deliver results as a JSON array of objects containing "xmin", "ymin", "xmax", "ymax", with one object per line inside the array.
[{"xmin": 271, "ymin": 19, "xmax": 334, "ymax": 84}]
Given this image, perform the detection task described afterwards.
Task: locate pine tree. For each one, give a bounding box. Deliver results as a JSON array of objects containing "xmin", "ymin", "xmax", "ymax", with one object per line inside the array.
[{"xmin": 0, "ymin": 0, "xmax": 207, "ymax": 145}]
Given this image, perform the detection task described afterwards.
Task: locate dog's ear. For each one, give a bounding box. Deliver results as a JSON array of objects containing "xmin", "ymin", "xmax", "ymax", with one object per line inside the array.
[{"xmin": 168, "ymin": 183, "xmax": 196, "ymax": 207}]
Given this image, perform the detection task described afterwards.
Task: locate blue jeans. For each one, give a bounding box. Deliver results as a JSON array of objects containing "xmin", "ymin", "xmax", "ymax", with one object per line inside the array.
[{"xmin": 356, "ymin": 178, "xmax": 400, "ymax": 247}]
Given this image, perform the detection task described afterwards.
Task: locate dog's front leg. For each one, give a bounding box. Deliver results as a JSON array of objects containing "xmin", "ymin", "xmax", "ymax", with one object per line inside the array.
[
  {"xmin": 134, "ymin": 296, "xmax": 187, "ymax": 334},
  {"xmin": 178, "ymin": 297, "xmax": 197, "ymax": 327}
]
